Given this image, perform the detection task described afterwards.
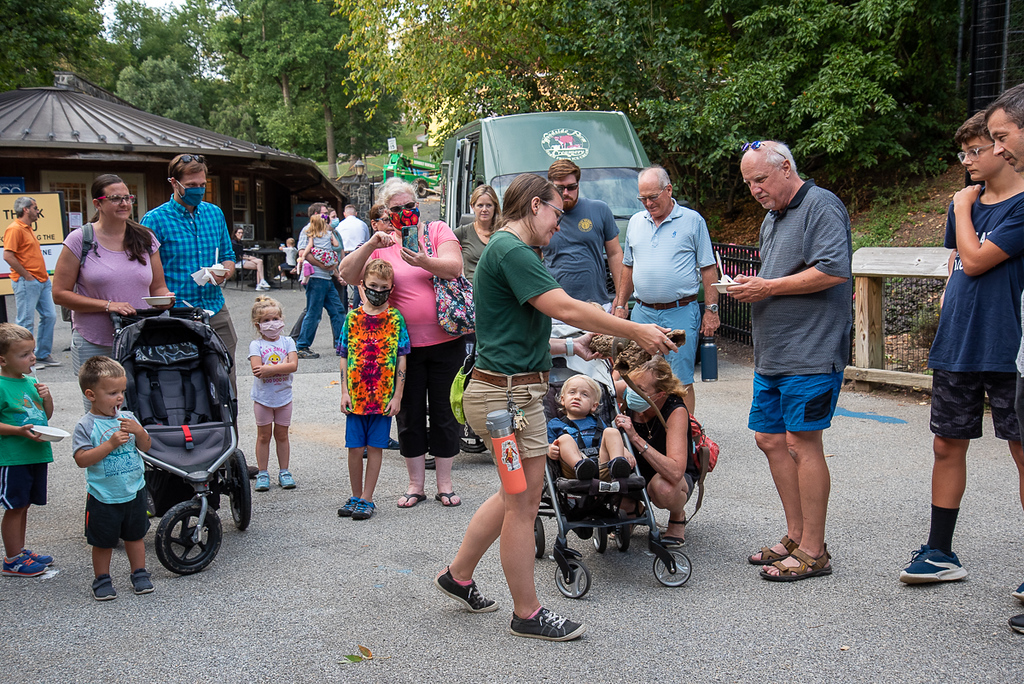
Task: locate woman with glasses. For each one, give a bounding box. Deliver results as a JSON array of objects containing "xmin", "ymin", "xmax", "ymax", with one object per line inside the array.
[
  {"xmin": 53, "ymin": 174, "xmax": 174, "ymax": 393},
  {"xmin": 434, "ymin": 173, "xmax": 676, "ymax": 641},
  {"xmin": 341, "ymin": 178, "xmax": 466, "ymax": 509}
]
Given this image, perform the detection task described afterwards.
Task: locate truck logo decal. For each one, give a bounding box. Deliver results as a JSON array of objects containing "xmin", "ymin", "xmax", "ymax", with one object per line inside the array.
[{"xmin": 541, "ymin": 128, "xmax": 590, "ymax": 160}]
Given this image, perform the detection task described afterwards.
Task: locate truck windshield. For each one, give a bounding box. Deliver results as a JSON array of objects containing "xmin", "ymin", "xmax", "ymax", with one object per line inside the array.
[{"xmin": 490, "ymin": 168, "xmax": 645, "ymax": 219}]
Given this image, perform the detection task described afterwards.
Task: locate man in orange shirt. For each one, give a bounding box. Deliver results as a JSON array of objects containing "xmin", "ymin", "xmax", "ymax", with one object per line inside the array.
[{"xmin": 2, "ymin": 198, "xmax": 58, "ymax": 367}]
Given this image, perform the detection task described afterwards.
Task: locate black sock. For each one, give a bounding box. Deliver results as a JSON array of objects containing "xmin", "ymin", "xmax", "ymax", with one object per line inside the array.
[{"xmin": 926, "ymin": 505, "xmax": 959, "ymax": 554}]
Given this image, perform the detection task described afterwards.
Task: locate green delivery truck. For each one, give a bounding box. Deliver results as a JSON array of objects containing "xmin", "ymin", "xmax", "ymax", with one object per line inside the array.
[{"xmin": 440, "ymin": 111, "xmax": 650, "ymax": 231}]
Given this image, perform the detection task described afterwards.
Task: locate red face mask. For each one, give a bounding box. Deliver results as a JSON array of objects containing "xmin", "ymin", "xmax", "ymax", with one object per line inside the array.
[{"xmin": 389, "ymin": 206, "xmax": 420, "ymax": 231}]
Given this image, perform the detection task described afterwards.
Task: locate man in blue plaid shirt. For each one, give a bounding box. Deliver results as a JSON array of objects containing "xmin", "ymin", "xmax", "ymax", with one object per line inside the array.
[{"xmin": 141, "ymin": 154, "xmax": 239, "ymax": 392}]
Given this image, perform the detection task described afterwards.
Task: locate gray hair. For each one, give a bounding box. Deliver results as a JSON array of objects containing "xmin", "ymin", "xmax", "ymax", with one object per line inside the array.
[
  {"xmin": 13, "ymin": 197, "xmax": 34, "ymax": 218},
  {"xmin": 759, "ymin": 141, "xmax": 799, "ymax": 174},
  {"xmin": 378, "ymin": 177, "xmax": 417, "ymax": 206},
  {"xmin": 987, "ymin": 83, "xmax": 1024, "ymax": 128},
  {"xmin": 638, "ymin": 166, "xmax": 671, "ymax": 189}
]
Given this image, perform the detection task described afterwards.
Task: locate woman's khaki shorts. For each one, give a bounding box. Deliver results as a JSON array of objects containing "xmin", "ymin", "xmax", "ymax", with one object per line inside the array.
[{"xmin": 463, "ymin": 379, "xmax": 549, "ymax": 460}]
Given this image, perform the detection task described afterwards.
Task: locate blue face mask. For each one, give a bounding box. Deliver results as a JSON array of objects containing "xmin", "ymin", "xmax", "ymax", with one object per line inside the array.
[
  {"xmin": 176, "ymin": 182, "xmax": 205, "ymax": 207},
  {"xmin": 330, "ymin": 217, "xmax": 340, "ymax": 229},
  {"xmin": 624, "ymin": 386, "xmax": 652, "ymax": 412}
]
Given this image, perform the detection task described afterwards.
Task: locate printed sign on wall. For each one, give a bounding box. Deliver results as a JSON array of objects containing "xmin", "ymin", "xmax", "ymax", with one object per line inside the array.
[{"xmin": 0, "ymin": 192, "xmax": 69, "ymax": 297}]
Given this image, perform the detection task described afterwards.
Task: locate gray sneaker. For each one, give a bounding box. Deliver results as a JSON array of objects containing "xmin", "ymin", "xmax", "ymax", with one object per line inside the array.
[
  {"xmin": 434, "ymin": 568, "xmax": 498, "ymax": 612},
  {"xmin": 510, "ymin": 607, "xmax": 586, "ymax": 641},
  {"xmin": 92, "ymin": 574, "xmax": 117, "ymax": 601},
  {"xmin": 1011, "ymin": 614, "xmax": 1024, "ymax": 634},
  {"xmin": 296, "ymin": 348, "xmax": 319, "ymax": 359},
  {"xmin": 34, "ymin": 356, "xmax": 61, "ymax": 368},
  {"xmin": 130, "ymin": 568, "xmax": 154, "ymax": 595}
]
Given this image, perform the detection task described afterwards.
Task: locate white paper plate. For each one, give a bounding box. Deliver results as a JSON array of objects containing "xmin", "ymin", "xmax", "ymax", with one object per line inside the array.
[
  {"xmin": 143, "ymin": 296, "xmax": 174, "ymax": 307},
  {"xmin": 712, "ymin": 282, "xmax": 732, "ymax": 294},
  {"xmin": 29, "ymin": 425, "xmax": 70, "ymax": 442},
  {"xmin": 208, "ymin": 265, "xmax": 228, "ymax": 276}
]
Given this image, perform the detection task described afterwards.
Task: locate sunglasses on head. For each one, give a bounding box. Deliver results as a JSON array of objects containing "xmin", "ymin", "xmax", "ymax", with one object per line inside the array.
[
  {"xmin": 388, "ymin": 201, "xmax": 416, "ymax": 214},
  {"xmin": 179, "ymin": 154, "xmax": 206, "ymax": 164},
  {"xmin": 741, "ymin": 141, "xmax": 763, "ymax": 152}
]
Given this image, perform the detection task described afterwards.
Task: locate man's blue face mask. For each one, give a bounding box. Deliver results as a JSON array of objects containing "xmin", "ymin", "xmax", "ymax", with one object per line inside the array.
[{"xmin": 174, "ymin": 179, "xmax": 205, "ymax": 207}]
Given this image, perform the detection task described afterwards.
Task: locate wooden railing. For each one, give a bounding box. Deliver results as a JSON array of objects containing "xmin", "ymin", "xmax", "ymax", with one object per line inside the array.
[{"xmin": 845, "ymin": 247, "xmax": 949, "ymax": 390}]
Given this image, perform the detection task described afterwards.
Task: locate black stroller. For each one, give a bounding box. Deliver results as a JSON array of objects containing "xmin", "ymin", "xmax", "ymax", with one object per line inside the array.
[
  {"xmin": 534, "ymin": 327, "xmax": 692, "ymax": 598},
  {"xmin": 112, "ymin": 307, "xmax": 251, "ymax": 575}
]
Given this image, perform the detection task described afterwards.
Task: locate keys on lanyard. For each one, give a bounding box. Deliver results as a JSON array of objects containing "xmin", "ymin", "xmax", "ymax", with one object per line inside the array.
[{"xmin": 506, "ymin": 390, "xmax": 529, "ymax": 431}]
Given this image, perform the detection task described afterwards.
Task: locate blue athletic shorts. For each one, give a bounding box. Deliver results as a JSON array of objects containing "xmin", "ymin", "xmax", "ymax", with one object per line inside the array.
[
  {"xmin": 0, "ymin": 463, "xmax": 48, "ymax": 510},
  {"xmin": 345, "ymin": 413, "xmax": 392, "ymax": 449},
  {"xmin": 748, "ymin": 371, "xmax": 844, "ymax": 434}
]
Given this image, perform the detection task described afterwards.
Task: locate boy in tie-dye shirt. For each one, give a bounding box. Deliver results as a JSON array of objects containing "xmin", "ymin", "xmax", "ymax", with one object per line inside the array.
[{"xmin": 337, "ymin": 259, "xmax": 410, "ymax": 520}]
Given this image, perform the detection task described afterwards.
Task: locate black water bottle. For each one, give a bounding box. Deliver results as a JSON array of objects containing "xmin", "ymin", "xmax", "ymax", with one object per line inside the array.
[{"xmin": 701, "ymin": 336, "xmax": 718, "ymax": 382}]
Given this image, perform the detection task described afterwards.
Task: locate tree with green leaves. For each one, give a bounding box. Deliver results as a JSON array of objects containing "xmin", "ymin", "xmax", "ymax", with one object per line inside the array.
[
  {"xmin": 116, "ymin": 56, "xmax": 206, "ymax": 127},
  {"xmin": 216, "ymin": 0, "xmax": 399, "ymax": 174},
  {"xmin": 340, "ymin": 0, "xmax": 962, "ymax": 208},
  {"xmin": 0, "ymin": 0, "xmax": 105, "ymax": 91}
]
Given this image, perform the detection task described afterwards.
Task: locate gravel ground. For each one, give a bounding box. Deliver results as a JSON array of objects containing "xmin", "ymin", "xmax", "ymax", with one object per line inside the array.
[{"xmin": 2, "ymin": 212, "xmax": 1022, "ymax": 682}]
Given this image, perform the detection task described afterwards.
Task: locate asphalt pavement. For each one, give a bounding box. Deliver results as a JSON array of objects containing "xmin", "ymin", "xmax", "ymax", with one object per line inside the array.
[{"xmin": 2, "ymin": 209, "xmax": 1023, "ymax": 682}]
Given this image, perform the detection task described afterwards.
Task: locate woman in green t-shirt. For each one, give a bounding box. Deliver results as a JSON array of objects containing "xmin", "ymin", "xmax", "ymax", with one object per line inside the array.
[{"xmin": 434, "ymin": 173, "xmax": 677, "ymax": 641}]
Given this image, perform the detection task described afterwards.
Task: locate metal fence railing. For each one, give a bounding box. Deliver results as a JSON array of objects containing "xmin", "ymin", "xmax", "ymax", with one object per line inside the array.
[
  {"xmin": 712, "ymin": 242, "xmax": 760, "ymax": 345},
  {"xmin": 876, "ymin": 277, "xmax": 943, "ymax": 374}
]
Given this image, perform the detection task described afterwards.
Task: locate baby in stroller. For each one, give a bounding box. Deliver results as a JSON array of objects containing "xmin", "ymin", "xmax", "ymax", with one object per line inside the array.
[{"xmin": 547, "ymin": 375, "xmax": 634, "ymax": 481}]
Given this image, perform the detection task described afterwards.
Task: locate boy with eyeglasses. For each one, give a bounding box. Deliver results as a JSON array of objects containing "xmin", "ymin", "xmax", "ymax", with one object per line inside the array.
[{"xmin": 900, "ymin": 111, "xmax": 1024, "ymax": 591}]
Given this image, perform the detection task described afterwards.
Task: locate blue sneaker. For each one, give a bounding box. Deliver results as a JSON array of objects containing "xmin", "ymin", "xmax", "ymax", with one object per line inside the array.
[
  {"xmin": 899, "ymin": 544, "xmax": 968, "ymax": 584},
  {"xmin": 3, "ymin": 552, "xmax": 47, "ymax": 577},
  {"xmin": 352, "ymin": 500, "xmax": 375, "ymax": 520},
  {"xmin": 1012, "ymin": 581, "xmax": 1024, "ymax": 602},
  {"xmin": 338, "ymin": 496, "xmax": 361, "ymax": 517},
  {"xmin": 279, "ymin": 470, "xmax": 296, "ymax": 489},
  {"xmin": 21, "ymin": 548, "xmax": 53, "ymax": 566},
  {"xmin": 1011, "ymin": 614, "xmax": 1024, "ymax": 634},
  {"xmin": 255, "ymin": 471, "xmax": 270, "ymax": 492}
]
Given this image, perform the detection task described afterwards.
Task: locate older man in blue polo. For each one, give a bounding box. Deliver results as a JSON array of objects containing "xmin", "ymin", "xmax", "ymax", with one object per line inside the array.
[{"xmin": 612, "ymin": 165, "xmax": 719, "ymax": 414}]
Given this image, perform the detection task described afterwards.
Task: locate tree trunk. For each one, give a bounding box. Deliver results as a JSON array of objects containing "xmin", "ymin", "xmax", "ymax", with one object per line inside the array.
[
  {"xmin": 281, "ymin": 73, "xmax": 291, "ymax": 109},
  {"xmin": 325, "ymin": 99, "xmax": 337, "ymax": 178}
]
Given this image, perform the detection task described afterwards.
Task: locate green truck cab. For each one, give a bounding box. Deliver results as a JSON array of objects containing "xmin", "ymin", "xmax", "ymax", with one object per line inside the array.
[
  {"xmin": 440, "ymin": 111, "xmax": 650, "ymax": 231},
  {"xmin": 383, "ymin": 153, "xmax": 442, "ymax": 197}
]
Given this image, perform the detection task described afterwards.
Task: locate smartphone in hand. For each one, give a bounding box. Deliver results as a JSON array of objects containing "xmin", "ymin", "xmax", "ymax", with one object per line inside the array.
[{"xmin": 402, "ymin": 225, "xmax": 419, "ymax": 253}]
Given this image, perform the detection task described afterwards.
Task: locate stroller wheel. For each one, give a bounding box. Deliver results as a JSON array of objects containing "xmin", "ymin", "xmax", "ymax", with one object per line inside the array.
[
  {"xmin": 653, "ymin": 549, "xmax": 692, "ymax": 587},
  {"xmin": 555, "ymin": 559, "xmax": 591, "ymax": 599},
  {"xmin": 615, "ymin": 524, "xmax": 633, "ymax": 552},
  {"xmin": 226, "ymin": 449, "xmax": 252, "ymax": 531},
  {"xmin": 593, "ymin": 527, "xmax": 608, "ymax": 554},
  {"xmin": 534, "ymin": 516, "xmax": 545, "ymax": 559},
  {"xmin": 155, "ymin": 500, "xmax": 223, "ymax": 575}
]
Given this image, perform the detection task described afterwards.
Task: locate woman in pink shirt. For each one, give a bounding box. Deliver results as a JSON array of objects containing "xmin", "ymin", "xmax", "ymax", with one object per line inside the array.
[
  {"xmin": 340, "ymin": 179, "xmax": 465, "ymax": 509},
  {"xmin": 53, "ymin": 174, "xmax": 174, "ymax": 392}
]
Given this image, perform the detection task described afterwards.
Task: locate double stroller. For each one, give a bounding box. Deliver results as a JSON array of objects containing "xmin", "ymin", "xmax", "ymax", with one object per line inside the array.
[
  {"xmin": 111, "ymin": 307, "xmax": 251, "ymax": 575},
  {"xmin": 534, "ymin": 325, "xmax": 692, "ymax": 598}
]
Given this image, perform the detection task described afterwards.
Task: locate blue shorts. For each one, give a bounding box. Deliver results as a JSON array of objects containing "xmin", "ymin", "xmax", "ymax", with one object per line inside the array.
[
  {"xmin": 0, "ymin": 463, "xmax": 48, "ymax": 510},
  {"xmin": 85, "ymin": 489, "xmax": 150, "ymax": 548},
  {"xmin": 630, "ymin": 301, "xmax": 701, "ymax": 384},
  {"xmin": 345, "ymin": 413, "xmax": 392, "ymax": 449},
  {"xmin": 748, "ymin": 371, "xmax": 844, "ymax": 434}
]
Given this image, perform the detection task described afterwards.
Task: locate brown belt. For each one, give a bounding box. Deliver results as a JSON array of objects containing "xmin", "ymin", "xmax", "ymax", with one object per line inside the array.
[
  {"xmin": 471, "ymin": 368, "xmax": 549, "ymax": 388},
  {"xmin": 635, "ymin": 295, "xmax": 697, "ymax": 310}
]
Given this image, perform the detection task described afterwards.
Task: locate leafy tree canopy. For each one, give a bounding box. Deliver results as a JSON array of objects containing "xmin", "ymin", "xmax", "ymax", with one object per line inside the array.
[
  {"xmin": 340, "ymin": 0, "xmax": 962, "ymax": 206},
  {"xmin": 0, "ymin": 0, "xmax": 105, "ymax": 91}
]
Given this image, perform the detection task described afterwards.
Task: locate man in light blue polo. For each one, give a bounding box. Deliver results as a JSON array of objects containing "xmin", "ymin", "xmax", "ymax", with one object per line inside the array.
[{"xmin": 613, "ymin": 165, "xmax": 719, "ymax": 413}]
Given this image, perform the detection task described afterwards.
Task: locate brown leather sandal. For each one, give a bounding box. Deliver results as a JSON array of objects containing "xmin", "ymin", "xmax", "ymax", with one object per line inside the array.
[
  {"xmin": 748, "ymin": 534, "xmax": 799, "ymax": 566},
  {"xmin": 759, "ymin": 546, "xmax": 832, "ymax": 582}
]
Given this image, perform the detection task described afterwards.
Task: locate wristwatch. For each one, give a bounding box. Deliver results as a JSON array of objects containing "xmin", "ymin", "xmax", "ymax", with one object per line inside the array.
[{"xmin": 706, "ymin": 303, "xmax": 719, "ymax": 314}]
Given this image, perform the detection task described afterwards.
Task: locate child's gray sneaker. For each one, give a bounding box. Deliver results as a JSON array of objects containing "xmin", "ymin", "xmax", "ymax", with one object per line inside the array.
[
  {"xmin": 92, "ymin": 574, "xmax": 117, "ymax": 601},
  {"xmin": 130, "ymin": 568, "xmax": 154, "ymax": 594},
  {"xmin": 510, "ymin": 607, "xmax": 586, "ymax": 641}
]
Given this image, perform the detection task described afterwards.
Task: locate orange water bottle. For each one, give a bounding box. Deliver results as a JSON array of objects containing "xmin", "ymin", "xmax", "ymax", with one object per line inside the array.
[{"xmin": 486, "ymin": 410, "xmax": 527, "ymax": 494}]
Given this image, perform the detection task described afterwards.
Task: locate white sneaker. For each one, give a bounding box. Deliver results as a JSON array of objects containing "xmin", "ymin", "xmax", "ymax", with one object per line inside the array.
[
  {"xmin": 274, "ymin": 275, "xmax": 285, "ymax": 281},
  {"xmin": 257, "ymin": 280, "xmax": 271, "ymax": 290}
]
